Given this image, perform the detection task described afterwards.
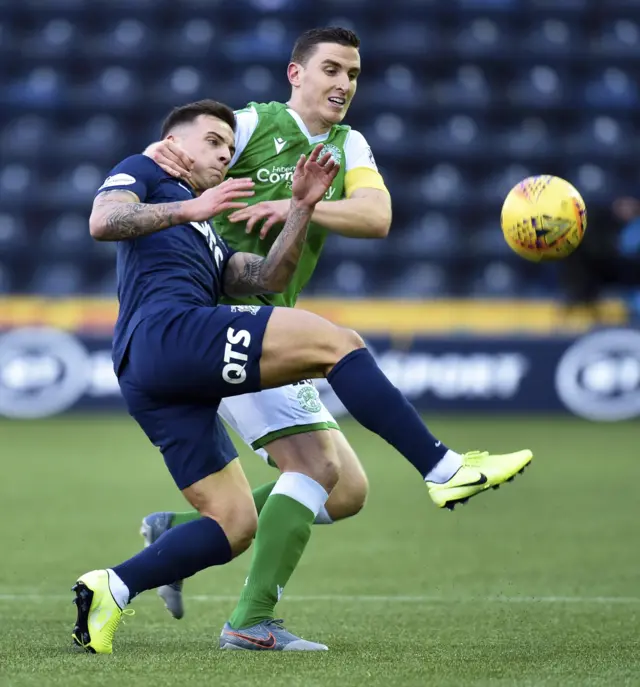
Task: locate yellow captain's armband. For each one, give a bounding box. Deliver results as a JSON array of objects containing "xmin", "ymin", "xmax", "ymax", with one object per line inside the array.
[{"xmin": 345, "ymin": 167, "xmax": 390, "ymax": 198}]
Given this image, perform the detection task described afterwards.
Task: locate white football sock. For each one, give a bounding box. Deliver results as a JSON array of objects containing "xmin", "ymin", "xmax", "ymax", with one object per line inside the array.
[
  {"xmin": 107, "ymin": 569, "xmax": 130, "ymax": 609},
  {"xmin": 270, "ymin": 472, "xmax": 329, "ymax": 517},
  {"xmin": 425, "ymin": 450, "xmax": 463, "ymax": 484}
]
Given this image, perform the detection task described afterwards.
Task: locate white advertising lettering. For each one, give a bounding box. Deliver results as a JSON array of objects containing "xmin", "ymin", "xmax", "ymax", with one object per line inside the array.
[
  {"xmin": 222, "ymin": 327, "xmax": 252, "ymax": 384},
  {"xmin": 190, "ymin": 221, "xmax": 223, "ymax": 267},
  {"xmin": 379, "ymin": 352, "xmax": 529, "ymax": 399}
]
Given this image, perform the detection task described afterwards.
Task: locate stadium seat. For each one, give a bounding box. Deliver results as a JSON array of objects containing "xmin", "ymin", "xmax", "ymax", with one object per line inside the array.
[
  {"xmin": 0, "ymin": 213, "xmax": 29, "ymax": 256},
  {"xmin": 1, "ymin": 115, "xmax": 51, "ymax": 160},
  {"xmin": 584, "ymin": 68, "xmax": 639, "ymax": 108},
  {"xmin": 29, "ymin": 263, "xmax": 86, "ymax": 296},
  {"xmin": 0, "ymin": 164, "xmax": 34, "ymax": 208},
  {"xmin": 387, "ymin": 262, "xmax": 451, "ymax": 297},
  {"xmin": 508, "ymin": 65, "xmax": 569, "ymax": 108},
  {"xmin": 522, "ymin": 19, "xmax": 581, "ymax": 56},
  {"xmin": 40, "ymin": 213, "xmax": 93, "ymax": 257},
  {"xmin": 432, "ymin": 65, "xmax": 492, "ymax": 108},
  {"xmin": 596, "ymin": 19, "xmax": 640, "ymax": 55},
  {"xmin": 470, "ymin": 261, "xmax": 523, "ymax": 297}
]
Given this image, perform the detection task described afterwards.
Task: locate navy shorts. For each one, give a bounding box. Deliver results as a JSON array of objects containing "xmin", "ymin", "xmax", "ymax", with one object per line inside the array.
[{"xmin": 118, "ymin": 304, "xmax": 274, "ymax": 490}]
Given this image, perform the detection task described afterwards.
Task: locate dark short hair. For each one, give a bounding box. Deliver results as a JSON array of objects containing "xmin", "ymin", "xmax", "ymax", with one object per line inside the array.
[
  {"xmin": 161, "ymin": 99, "xmax": 236, "ymax": 138},
  {"xmin": 291, "ymin": 27, "xmax": 360, "ymax": 65}
]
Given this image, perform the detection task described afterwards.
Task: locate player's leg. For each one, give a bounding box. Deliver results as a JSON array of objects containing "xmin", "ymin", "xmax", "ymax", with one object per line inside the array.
[
  {"xmin": 224, "ymin": 427, "xmax": 339, "ymax": 633},
  {"xmin": 214, "ymin": 384, "xmax": 366, "ymax": 634},
  {"xmin": 260, "ymin": 307, "xmax": 533, "ymax": 509},
  {"xmin": 220, "ymin": 383, "xmax": 365, "ymax": 522},
  {"xmin": 126, "ymin": 305, "xmax": 328, "ymax": 650},
  {"xmin": 162, "ymin": 428, "xmax": 367, "ymax": 526},
  {"xmin": 71, "ymin": 318, "xmax": 261, "ymax": 655},
  {"xmin": 73, "ymin": 458, "xmax": 255, "ymax": 654},
  {"xmin": 223, "ymin": 428, "xmax": 367, "ymax": 635},
  {"xmin": 323, "ymin": 428, "xmax": 369, "ymax": 521},
  {"xmin": 142, "ymin": 390, "xmax": 365, "ymax": 622}
]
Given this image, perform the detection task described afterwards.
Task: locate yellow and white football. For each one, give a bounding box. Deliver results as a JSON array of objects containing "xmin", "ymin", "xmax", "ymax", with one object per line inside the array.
[{"xmin": 501, "ymin": 175, "xmax": 587, "ymax": 262}]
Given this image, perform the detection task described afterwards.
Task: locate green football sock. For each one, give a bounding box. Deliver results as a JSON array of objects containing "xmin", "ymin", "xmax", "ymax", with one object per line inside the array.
[
  {"xmin": 170, "ymin": 481, "xmax": 278, "ymax": 527},
  {"xmin": 251, "ymin": 481, "xmax": 278, "ymax": 513},
  {"xmin": 228, "ymin": 473, "xmax": 327, "ymax": 629},
  {"xmin": 171, "ymin": 510, "xmax": 201, "ymax": 527}
]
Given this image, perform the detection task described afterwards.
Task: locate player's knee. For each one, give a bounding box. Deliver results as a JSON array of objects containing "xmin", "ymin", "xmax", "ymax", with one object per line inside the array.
[
  {"xmin": 268, "ymin": 430, "xmax": 340, "ymax": 493},
  {"xmin": 339, "ymin": 328, "xmax": 366, "ymax": 356},
  {"xmin": 326, "ymin": 469, "xmax": 369, "ymax": 521},
  {"xmin": 283, "ymin": 457, "xmax": 340, "ymax": 493},
  {"xmin": 313, "ymin": 453, "xmax": 340, "ymax": 493},
  {"xmin": 322, "ymin": 327, "xmax": 366, "ymax": 374},
  {"xmin": 228, "ymin": 512, "xmax": 257, "ymax": 556},
  {"xmin": 201, "ymin": 504, "xmax": 258, "ymax": 557},
  {"xmin": 346, "ymin": 468, "xmax": 369, "ymax": 516}
]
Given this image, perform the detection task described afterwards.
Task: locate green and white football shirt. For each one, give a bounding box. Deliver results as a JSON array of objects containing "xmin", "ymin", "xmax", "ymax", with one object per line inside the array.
[{"xmin": 216, "ymin": 101, "xmax": 387, "ymax": 308}]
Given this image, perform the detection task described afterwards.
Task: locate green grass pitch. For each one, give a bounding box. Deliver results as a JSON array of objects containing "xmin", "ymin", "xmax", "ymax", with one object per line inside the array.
[{"xmin": 0, "ymin": 414, "xmax": 638, "ymax": 686}]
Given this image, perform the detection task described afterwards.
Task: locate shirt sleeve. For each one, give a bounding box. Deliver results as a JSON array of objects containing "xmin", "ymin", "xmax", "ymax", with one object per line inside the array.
[
  {"xmin": 95, "ymin": 154, "xmax": 161, "ymax": 202},
  {"xmin": 343, "ymin": 129, "xmax": 390, "ymax": 198},
  {"xmin": 229, "ymin": 106, "xmax": 260, "ymax": 169}
]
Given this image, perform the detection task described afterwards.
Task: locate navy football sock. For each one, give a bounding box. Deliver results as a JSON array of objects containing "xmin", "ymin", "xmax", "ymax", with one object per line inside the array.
[
  {"xmin": 327, "ymin": 348, "xmax": 449, "ymax": 479},
  {"xmin": 112, "ymin": 517, "xmax": 232, "ymax": 601}
]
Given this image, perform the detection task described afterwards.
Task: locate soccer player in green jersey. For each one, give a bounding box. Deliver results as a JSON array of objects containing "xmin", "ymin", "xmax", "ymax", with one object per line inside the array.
[{"xmin": 139, "ymin": 27, "xmax": 532, "ymax": 650}]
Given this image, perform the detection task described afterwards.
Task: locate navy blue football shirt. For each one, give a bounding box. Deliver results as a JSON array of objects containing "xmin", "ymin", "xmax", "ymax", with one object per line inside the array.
[{"xmin": 94, "ymin": 154, "xmax": 235, "ymax": 374}]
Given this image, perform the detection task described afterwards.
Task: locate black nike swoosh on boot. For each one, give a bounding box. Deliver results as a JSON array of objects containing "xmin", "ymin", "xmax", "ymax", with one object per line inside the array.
[{"xmin": 456, "ymin": 473, "xmax": 488, "ymax": 488}]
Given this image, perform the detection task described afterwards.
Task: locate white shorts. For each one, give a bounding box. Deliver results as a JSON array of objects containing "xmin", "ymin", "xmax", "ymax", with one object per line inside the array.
[{"xmin": 218, "ymin": 380, "xmax": 340, "ymax": 463}]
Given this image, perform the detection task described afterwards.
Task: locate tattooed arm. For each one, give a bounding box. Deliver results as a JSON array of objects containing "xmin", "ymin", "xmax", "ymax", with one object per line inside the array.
[
  {"xmin": 223, "ymin": 201, "xmax": 312, "ymax": 296},
  {"xmin": 223, "ymin": 143, "xmax": 340, "ymax": 297},
  {"xmin": 89, "ymin": 179, "xmax": 255, "ymax": 242},
  {"xmin": 89, "ymin": 190, "xmax": 189, "ymax": 241}
]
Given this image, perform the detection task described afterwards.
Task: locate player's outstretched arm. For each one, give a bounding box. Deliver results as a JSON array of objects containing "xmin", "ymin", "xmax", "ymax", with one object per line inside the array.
[
  {"xmin": 223, "ymin": 145, "xmax": 338, "ymax": 296},
  {"xmin": 90, "ymin": 190, "xmax": 190, "ymax": 241},
  {"xmin": 228, "ymin": 131, "xmax": 391, "ymax": 240},
  {"xmin": 89, "ymin": 180, "xmax": 254, "ymax": 242}
]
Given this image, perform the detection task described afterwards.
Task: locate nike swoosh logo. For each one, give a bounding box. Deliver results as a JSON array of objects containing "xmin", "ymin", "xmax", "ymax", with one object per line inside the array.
[
  {"xmin": 457, "ymin": 473, "xmax": 488, "ymax": 488},
  {"xmin": 228, "ymin": 630, "xmax": 276, "ymax": 649}
]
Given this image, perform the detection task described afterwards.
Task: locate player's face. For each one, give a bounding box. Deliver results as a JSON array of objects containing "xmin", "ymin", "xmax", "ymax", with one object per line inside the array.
[
  {"xmin": 169, "ymin": 115, "xmax": 236, "ymax": 191},
  {"xmin": 293, "ymin": 43, "xmax": 360, "ymax": 125}
]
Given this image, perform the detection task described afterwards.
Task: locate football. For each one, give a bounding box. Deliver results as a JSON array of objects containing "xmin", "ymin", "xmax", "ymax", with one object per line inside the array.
[{"xmin": 500, "ymin": 175, "xmax": 587, "ymax": 262}]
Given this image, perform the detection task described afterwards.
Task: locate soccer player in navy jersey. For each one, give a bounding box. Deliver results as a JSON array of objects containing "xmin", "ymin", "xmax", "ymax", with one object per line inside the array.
[{"xmin": 71, "ymin": 99, "xmax": 532, "ymax": 654}]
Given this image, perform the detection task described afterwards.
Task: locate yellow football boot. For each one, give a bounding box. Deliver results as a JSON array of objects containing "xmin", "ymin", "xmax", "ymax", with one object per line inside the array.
[
  {"xmin": 427, "ymin": 450, "xmax": 533, "ymax": 510},
  {"xmin": 71, "ymin": 569, "xmax": 132, "ymax": 654}
]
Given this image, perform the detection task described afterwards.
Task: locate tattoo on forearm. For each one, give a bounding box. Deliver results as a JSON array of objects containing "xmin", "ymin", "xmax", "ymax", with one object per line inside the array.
[
  {"xmin": 261, "ymin": 203, "xmax": 310, "ymax": 285},
  {"xmin": 240, "ymin": 257, "xmax": 264, "ymax": 287},
  {"xmin": 224, "ymin": 203, "xmax": 312, "ymax": 296},
  {"xmin": 93, "ymin": 191, "xmax": 184, "ymax": 240}
]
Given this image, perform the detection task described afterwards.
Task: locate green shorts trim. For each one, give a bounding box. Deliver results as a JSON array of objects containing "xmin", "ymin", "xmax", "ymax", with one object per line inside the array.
[{"xmin": 251, "ymin": 421, "xmax": 341, "ymax": 451}]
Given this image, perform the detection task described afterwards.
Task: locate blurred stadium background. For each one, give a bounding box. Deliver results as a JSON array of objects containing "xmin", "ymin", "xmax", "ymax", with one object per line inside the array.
[
  {"xmin": 1, "ymin": 0, "xmax": 640, "ymax": 421},
  {"xmin": 1, "ymin": 2, "xmax": 639, "ymax": 685}
]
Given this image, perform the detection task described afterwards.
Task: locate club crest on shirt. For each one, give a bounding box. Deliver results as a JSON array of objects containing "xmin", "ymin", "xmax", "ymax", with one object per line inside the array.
[{"xmin": 319, "ymin": 143, "xmax": 342, "ymax": 165}]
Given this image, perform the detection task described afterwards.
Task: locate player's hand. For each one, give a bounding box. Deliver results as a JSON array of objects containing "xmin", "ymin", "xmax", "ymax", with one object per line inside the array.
[
  {"xmin": 144, "ymin": 140, "xmax": 194, "ymax": 180},
  {"xmin": 228, "ymin": 199, "xmax": 290, "ymax": 239},
  {"xmin": 183, "ymin": 179, "xmax": 255, "ymax": 222},
  {"xmin": 291, "ymin": 144, "xmax": 339, "ymax": 209}
]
